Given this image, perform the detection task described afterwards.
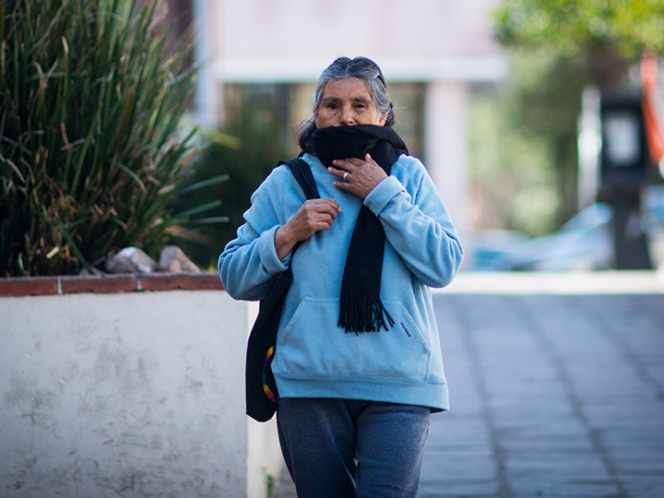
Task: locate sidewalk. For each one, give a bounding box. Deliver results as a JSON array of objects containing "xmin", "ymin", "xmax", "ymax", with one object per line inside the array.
[{"xmin": 274, "ymin": 272, "xmax": 664, "ymax": 498}]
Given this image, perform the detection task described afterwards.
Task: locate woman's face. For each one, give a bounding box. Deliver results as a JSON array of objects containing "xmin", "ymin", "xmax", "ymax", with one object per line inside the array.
[{"xmin": 315, "ymin": 77, "xmax": 387, "ymax": 129}]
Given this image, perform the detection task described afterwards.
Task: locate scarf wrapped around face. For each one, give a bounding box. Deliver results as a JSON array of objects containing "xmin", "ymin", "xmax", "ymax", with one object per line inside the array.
[{"xmin": 309, "ymin": 125, "xmax": 409, "ymax": 333}]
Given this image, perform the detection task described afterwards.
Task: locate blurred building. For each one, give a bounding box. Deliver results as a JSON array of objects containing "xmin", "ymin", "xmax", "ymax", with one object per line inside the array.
[{"xmin": 190, "ymin": 0, "xmax": 507, "ymax": 234}]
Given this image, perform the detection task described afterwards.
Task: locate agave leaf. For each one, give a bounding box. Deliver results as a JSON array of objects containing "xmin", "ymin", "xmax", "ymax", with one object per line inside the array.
[
  {"xmin": 177, "ymin": 174, "xmax": 229, "ymax": 196},
  {"xmin": 168, "ymin": 200, "xmax": 222, "ymax": 222}
]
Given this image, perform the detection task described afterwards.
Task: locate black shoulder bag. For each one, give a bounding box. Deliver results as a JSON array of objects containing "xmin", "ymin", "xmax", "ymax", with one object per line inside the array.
[{"xmin": 245, "ymin": 158, "xmax": 320, "ymax": 422}]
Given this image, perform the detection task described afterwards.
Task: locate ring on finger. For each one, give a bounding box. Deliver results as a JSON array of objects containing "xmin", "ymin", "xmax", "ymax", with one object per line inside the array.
[{"xmin": 343, "ymin": 172, "xmax": 349, "ymax": 181}]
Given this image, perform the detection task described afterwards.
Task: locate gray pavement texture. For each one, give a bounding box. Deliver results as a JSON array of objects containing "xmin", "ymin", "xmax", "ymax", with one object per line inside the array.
[{"xmin": 274, "ymin": 281, "xmax": 664, "ymax": 498}]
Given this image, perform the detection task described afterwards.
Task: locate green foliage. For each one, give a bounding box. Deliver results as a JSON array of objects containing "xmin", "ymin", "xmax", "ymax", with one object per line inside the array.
[
  {"xmin": 494, "ymin": 0, "xmax": 664, "ymax": 59},
  {"xmin": 0, "ymin": 0, "xmax": 196, "ymax": 276},
  {"xmin": 169, "ymin": 86, "xmax": 293, "ymax": 269},
  {"xmin": 470, "ymin": 87, "xmax": 559, "ymax": 237},
  {"xmin": 487, "ymin": 0, "xmax": 663, "ymax": 234},
  {"xmin": 509, "ymin": 50, "xmax": 595, "ymax": 225},
  {"xmin": 264, "ymin": 470, "xmax": 275, "ymax": 498},
  {"xmin": 469, "ymin": 49, "xmax": 595, "ymax": 236}
]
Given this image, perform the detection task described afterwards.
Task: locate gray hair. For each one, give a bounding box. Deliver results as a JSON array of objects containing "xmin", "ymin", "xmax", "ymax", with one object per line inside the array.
[{"xmin": 297, "ymin": 56, "xmax": 395, "ymax": 151}]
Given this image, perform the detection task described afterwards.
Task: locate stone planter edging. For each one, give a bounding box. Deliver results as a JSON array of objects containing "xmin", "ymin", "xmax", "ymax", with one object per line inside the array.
[{"xmin": 0, "ymin": 272, "xmax": 223, "ymax": 296}]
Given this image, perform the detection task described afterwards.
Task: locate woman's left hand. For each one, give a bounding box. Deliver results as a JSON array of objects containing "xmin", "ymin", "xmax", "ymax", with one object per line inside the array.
[{"xmin": 328, "ymin": 153, "xmax": 387, "ymax": 199}]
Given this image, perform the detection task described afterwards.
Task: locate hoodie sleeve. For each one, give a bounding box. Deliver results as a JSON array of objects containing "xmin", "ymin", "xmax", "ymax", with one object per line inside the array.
[
  {"xmin": 218, "ymin": 167, "xmax": 294, "ymax": 301},
  {"xmin": 363, "ymin": 156, "xmax": 463, "ymax": 288}
]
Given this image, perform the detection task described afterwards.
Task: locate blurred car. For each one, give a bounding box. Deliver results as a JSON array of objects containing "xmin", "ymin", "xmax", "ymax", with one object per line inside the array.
[
  {"xmin": 473, "ymin": 203, "xmax": 614, "ymax": 271},
  {"xmin": 644, "ymin": 185, "xmax": 664, "ymax": 267},
  {"xmin": 470, "ymin": 230, "xmax": 527, "ymax": 271}
]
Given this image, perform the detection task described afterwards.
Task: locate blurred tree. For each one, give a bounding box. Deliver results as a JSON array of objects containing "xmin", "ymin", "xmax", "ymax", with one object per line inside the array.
[
  {"xmin": 495, "ymin": 0, "xmax": 664, "ymax": 63},
  {"xmin": 491, "ymin": 0, "xmax": 664, "ymax": 227},
  {"xmin": 470, "ymin": 82, "xmax": 559, "ymax": 237}
]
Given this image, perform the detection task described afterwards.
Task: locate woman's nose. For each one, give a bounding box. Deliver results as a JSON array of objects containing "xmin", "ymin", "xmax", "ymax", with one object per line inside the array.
[{"xmin": 339, "ymin": 106, "xmax": 355, "ymax": 125}]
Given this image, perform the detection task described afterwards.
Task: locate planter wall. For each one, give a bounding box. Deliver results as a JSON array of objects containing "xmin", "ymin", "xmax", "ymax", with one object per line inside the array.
[{"xmin": 0, "ymin": 274, "xmax": 282, "ymax": 498}]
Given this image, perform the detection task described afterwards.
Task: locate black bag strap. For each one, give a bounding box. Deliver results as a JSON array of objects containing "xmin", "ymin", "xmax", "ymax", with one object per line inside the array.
[{"xmin": 279, "ymin": 158, "xmax": 320, "ymax": 201}]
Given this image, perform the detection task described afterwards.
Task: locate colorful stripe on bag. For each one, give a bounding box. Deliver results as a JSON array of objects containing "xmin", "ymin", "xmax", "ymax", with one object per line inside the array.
[{"xmin": 262, "ymin": 346, "xmax": 277, "ymax": 402}]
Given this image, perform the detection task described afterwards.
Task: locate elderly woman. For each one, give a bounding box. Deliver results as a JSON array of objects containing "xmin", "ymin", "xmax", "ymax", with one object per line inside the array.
[{"xmin": 219, "ymin": 56, "xmax": 463, "ymax": 498}]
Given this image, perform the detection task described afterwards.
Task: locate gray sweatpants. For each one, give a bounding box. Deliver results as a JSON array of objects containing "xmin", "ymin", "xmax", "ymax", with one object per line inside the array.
[{"xmin": 277, "ymin": 397, "xmax": 431, "ymax": 498}]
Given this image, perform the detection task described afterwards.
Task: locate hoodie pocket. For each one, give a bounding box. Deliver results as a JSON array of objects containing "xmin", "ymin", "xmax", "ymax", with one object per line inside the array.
[{"xmin": 273, "ymin": 298, "xmax": 431, "ymax": 381}]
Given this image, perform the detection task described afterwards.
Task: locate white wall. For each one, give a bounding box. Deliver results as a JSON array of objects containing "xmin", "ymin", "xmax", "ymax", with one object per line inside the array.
[
  {"xmin": 210, "ymin": 0, "xmax": 504, "ymax": 83},
  {"xmin": 0, "ymin": 290, "xmax": 281, "ymax": 498}
]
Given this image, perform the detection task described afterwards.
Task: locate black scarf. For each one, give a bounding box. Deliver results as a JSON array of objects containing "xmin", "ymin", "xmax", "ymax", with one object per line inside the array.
[{"xmin": 309, "ymin": 125, "xmax": 409, "ymax": 333}]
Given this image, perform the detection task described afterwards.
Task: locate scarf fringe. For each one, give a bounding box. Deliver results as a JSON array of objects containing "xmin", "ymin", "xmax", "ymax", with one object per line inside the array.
[{"xmin": 338, "ymin": 292, "xmax": 395, "ymax": 334}]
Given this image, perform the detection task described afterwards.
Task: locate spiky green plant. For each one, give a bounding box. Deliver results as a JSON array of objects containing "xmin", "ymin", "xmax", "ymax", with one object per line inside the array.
[
  {"xmin": 170, "ymin": 87, "xmax": 294, "ymax": 269},
  {"xmin": 0, "ymin": 0, "xmax": 197, "ymax": 276}
]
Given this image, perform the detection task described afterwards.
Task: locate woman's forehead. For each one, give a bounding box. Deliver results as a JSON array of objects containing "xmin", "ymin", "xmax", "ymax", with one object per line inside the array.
[{"xmin": 321, "ymin": 78, "xmax": 372, "ymax": 99}]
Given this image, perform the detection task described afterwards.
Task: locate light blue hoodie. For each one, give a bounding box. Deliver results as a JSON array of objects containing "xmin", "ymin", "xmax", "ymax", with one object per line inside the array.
[{"xmin": 219, "ymin": 152, "xmax": 463, "ymax": 411}]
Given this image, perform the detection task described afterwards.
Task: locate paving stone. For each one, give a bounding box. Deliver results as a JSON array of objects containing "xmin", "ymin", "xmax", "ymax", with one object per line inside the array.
[
  {"xmin": 418, "ymin": 479, "xmax": 499, "ymax": 498},
  {"xmin": 620, "ymin": 476, "xmax": 664, "ymax": 498},
  {"xmin": 421, "ymin": 449, "xmax": 497, "ymax": 482},
  {"xmin": 509, "ymin": 478, "xmax": 619, "ymax": 497}
]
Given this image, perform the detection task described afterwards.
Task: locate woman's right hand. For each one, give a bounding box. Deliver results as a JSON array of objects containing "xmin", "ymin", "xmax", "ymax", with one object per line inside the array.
[{"xmin": 275, "ymin": 199, "xmax": 342, "ymax": 259}]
